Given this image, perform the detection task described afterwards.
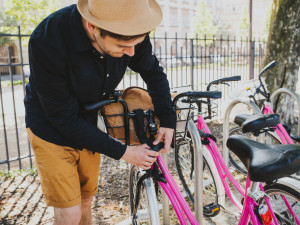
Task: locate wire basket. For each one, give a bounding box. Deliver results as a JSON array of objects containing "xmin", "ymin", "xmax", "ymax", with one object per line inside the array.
[
  {"xmin": 100, "ymin": 108, "xmax": 128, "ymax": 144},
  {"xmin": 174, "ymin": 93, "xmax": 219, "ymax": 144}
]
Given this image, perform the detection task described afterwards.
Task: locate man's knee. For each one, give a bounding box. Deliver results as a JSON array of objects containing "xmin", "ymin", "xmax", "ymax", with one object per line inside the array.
[
  {"xmin": 81, "ymin": 195, "xmax": 94, "ymax": 206},
  {"xmin": 54, "ymin": 204, "xmax": 82, "ymax": 225}
]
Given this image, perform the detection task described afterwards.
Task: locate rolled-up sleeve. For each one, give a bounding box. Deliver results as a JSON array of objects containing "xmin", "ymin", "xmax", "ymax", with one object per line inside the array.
[
  {"xmin": 129, "ymin": 36, "xmax": 176, "ymax": 129},
  {"xmin": 29, "ymin": 38, "xmax": 126, "ymax": 160}
]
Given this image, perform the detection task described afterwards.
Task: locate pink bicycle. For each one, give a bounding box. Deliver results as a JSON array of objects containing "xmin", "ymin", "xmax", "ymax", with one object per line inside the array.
[
  {"xmin": 173, "ymin": 80, "xmax": 300, "ymax": 224},
  {"xmin": 229, "ymin": 61, "xmax": 297, "ymax": 175}
]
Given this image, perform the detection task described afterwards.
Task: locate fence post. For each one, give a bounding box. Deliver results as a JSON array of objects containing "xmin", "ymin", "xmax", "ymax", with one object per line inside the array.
[
  {"xmin": 8, "ymin": 47, "xmax": 22, "ymax": 169},
  {"xmin": 249, "ymin": 40, "xmax": 255, "ymax": 79},
  {"xmin": 18, "ymin": 26, "xmax": 26, "ymax": 95},
  {"xmin": 0, "ymin": 59, "xmax": 10, "ymax": 170},
  {"xmin": 17, "ymin": 26, "xmax": 33, "ymax": 167},
  {"xmin": 190, "ymin": 39, "xmax": 194, "ymax": 90}
]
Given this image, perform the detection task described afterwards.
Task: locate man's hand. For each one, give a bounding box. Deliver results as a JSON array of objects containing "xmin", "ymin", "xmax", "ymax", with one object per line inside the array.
[
  {"xmin": 121, "ymin": 144, "xmax": 159, "ymax": 170},
  {"xmin": 153, "ymin": 127, "xmax": 174, "ymax": 153}
]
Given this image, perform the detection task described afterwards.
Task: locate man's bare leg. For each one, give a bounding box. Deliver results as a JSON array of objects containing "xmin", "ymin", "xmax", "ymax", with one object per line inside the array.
[
  {"xmin": 53, "ymin": 204, "xmax": 81, "ymax": 225},
  {"xmin": 79, "ymin": 196, "xmax": 94, "ymax": 225}
]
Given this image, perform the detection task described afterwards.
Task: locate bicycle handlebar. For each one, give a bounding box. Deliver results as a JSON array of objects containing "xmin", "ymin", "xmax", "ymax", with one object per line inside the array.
[
  {"xmin": 251, "ymin": 60, "xmax": 276, "ymax": 102},
  {"xmin": 207, "ymin": 75, "xmax": 241, "ymax": 91},
  {"xmin": 173, "ymin": 75, "xmax": 240, "ymax": 120},
  {"xmin": 258, "ymin": 60, "xmax": 276, "ymax": 79},
  {"xmin": 84, "ymin": 90, "xmax": 122, "ymax": 111},
  {"xmin": 173, "ymin": 91, "xmax": 222, "ymax": 105}
]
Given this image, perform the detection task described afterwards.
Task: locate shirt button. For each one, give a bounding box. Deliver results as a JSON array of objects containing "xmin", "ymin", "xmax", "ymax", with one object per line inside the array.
[
  {"xmin": 107, "ymin": 74, "xmax": 109, "ymax": 77},
  {"xmin": 100, "ymin": 56, "xmax": 104, "ymax": 59},
  {"xmin": 103, "ymin": 92, "xmax": 106, "ymax": 96}
]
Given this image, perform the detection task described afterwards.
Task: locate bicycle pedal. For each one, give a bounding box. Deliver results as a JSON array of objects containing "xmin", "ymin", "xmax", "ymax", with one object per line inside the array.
[{"xmin": 203, "ymin": 203, "xmax": 221, "ymax": 217}]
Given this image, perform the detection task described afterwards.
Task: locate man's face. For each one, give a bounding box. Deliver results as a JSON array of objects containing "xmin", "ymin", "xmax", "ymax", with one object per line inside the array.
[{"xmin": 94, "ymin": 32, "xmax": 145, "ymax": 58}]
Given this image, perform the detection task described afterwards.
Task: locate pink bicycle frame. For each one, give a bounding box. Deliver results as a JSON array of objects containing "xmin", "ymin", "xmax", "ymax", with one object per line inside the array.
[
  {"xmin": 155, "ymin": 155, "xmax": 200, "ymax": 224},
  {"xmin": 238, "ymin": 177, "xmax": 279, "ymax": 225},
  {"xmin": 197, "ymin": 116, "xmax": 245, "ymax": 209}
]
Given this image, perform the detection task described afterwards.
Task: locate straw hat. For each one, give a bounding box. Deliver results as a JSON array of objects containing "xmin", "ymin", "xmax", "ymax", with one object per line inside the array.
[{"xmin": 77, "ymin": 0, "xmax": 163, "ymax": 36}]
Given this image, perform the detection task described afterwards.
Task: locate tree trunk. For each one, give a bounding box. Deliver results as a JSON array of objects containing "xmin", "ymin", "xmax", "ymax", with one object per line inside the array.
[{"xmin": 263, "ymin": 0, "xmax": 300, "ymax": 125}]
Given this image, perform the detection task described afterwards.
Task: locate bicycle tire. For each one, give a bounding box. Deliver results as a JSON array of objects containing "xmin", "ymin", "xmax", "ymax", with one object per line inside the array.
[
  {"xmin": 261, "ymin": 183, "xmax": 300, "ymax": 225},
  {"xmin": 175, "ymin": 132, "xmax": 220, "ymax": 217},
  {"xmin": 228, "ymin": 126, "xmax": 281, "ymax": 175},
  {"xmin": 129, "ymin": 165, "xmax": 160, "ymax": 225}
]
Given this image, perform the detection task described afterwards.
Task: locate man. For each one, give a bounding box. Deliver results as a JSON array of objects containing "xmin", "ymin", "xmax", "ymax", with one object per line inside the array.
[{"xmin": 24, "ymin": 0, "xmax": 176, "ymax": 224}]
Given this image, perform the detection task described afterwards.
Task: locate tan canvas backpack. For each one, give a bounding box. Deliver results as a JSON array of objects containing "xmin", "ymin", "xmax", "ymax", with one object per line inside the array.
[{"xmin": 101, "ymin": 87, "xmax": 160, "ymax": 145}]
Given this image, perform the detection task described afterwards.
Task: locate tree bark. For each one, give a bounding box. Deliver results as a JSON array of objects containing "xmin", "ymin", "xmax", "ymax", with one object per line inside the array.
[{"xmin": 263, "ymin": 0, "xmax": 300, "ymax": 124}]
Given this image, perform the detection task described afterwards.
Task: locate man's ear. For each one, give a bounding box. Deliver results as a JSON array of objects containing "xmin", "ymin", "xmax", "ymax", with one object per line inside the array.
[{"xmin": 87, "ymin": 22, "xmax": 98, "ymax": 34}]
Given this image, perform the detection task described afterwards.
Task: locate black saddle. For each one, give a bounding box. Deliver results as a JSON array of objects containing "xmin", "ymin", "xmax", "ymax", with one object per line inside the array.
[
  {"xmin": 234, "ymin": 114, "xmax": 280, "ymax": 133},
  {"xmin": 227, "ymin": 135, "xmax": 300, "ymax": 182}
]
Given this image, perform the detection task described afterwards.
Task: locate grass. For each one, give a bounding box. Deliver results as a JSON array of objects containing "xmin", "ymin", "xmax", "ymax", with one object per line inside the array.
[
  {"xmin": 1, "ymin": 78, "xmax": 29, "ymax": 87},
  {"xmin": 0, "ymin": 166, "xmax": 37, "ymax": 179}
]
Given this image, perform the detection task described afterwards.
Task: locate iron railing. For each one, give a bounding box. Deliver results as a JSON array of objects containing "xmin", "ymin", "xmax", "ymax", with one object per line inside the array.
[{"xmin": 0, "ymin": 26, "xmax": 266, "ymax": 170}]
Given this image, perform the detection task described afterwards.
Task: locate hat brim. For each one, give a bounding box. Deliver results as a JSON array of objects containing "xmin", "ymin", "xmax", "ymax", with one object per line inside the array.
[{"xmin": 77, "ymin": 0, "xmax": 162, "ymax": 36}]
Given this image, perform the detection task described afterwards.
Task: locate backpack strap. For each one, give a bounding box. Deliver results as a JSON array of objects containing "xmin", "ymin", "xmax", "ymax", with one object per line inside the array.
[
  {"xmin": 133, "ymin": 109, "xmax": 151, "ymax": 146},
  {"xmin": 133, "ymin": 109, "xmax": 164, "ymax": 151}
]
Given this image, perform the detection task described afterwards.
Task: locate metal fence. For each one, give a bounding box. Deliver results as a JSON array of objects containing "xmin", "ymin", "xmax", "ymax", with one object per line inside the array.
[{"xmin": 0, "ymin": 26, "xmax": 266, "ymax": 170}]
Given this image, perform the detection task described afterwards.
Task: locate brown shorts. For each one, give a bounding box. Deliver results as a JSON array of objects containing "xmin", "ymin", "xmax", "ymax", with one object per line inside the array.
[{"xmin": 27, "ymin": 128, "xmax": 101, "ymax": 208}]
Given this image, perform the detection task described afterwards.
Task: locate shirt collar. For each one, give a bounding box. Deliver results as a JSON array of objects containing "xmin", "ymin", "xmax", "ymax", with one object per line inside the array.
[{"xmin": 71, "ymin": 5, "xmax": 93, "ymax": 53}]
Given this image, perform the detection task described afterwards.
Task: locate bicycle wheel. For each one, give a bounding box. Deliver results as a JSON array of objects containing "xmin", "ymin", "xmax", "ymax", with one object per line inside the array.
[
  {"xmin": 228, "ymin": 126, "xmax": 281, "ymax": 175},
  {"xmin": 261, "ymin": 183, "xmax": 300, "ymax": 225},
  {"xmin": 129, "ymin": 165, "xmax": 160, "ymax": 225},
  {"xmin": 175, "ymin": 133, "xmax": 219, "ymax": 217}
]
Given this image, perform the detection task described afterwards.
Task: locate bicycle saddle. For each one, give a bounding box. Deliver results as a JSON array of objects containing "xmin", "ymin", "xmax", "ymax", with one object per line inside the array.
[
  {"xmin": 234, "ymin": 114, "xmax": 280, "ymax": 133},
  {"xmin": 227, "ymin": 135, "xmax": 300, "ymax": 182}
]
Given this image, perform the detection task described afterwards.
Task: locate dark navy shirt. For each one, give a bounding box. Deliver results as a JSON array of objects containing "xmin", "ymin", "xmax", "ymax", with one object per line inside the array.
[{"xmin": 24, "ymin": 4, "xmax": 176, "ymax": 160}]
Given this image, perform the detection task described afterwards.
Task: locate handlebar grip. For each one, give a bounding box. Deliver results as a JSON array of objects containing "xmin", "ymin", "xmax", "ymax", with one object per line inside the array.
[
  {"xmin": 259, "ymin": 60, "xmax": 276, "ymax": 77},
  {"xmin": 84, "ymin": 99, "xmax": 116, "ymax": 111},
  {"xmin": 219, "ymin": 75, "xmax": 241, "ymax": 82},
  {"xmin": 187, "ymin": 91, "xmax": 222, "ymax": 99},
  {"xmin": 210, "ymin": 75, "xmax": 241, "ymax": 85}
]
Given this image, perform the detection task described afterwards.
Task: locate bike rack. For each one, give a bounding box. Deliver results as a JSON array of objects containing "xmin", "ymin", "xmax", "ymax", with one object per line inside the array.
[
  {"xmin": 270, "ymin": 88, "xmax": 300, "ymax": 138},
  {"xmin": 188, "ymin": 120, "xmax": 204, "ymax": 224},
  {"xmin": 222, "ymin": 98, "xmax": 262, "ymax": 165},
  {"xmin": 222, "ymin": 98, "xmax": 261, "ymax": 204}
]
